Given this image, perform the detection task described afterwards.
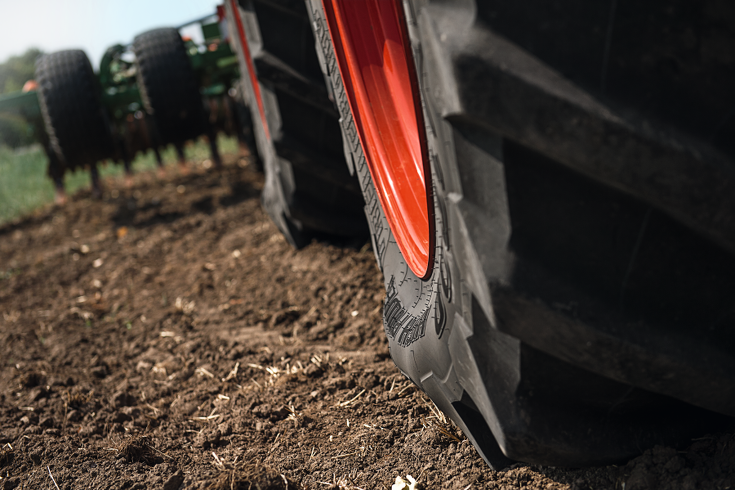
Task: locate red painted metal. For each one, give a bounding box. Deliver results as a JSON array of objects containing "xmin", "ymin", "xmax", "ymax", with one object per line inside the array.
[
  {"xmin": 321, "ymin": 0, "xmax": 433, "ymax": 279},
  {"xmin": 229, "ymin": 0, "xmax": 270, "ymax": 140}
]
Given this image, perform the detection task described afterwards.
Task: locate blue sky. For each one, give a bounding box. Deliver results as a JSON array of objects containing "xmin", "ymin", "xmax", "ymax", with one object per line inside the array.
[{"xmin": 0, "ymin": 0, "xmax": 221, "ymax": 67}]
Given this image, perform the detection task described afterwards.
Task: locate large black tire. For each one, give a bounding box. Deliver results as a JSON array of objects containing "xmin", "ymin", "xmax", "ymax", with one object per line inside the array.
[
  {"xmin": 35, "ymin": 50, "xmax": 114, "ymax": 170},
  {"xmin": 306, "ymin": 0, "xmax": 735, "ymax": 468},
  {"xmin": 133, "ymin": 28, "xmax": 205, "ymax": 146},
  {"xmin": 230, "ymin": 79, "xmax": 260, "ymax": 169},
  {"xmin": 225, "ymin": 0, "xmax": 366, "ymax": 247}
]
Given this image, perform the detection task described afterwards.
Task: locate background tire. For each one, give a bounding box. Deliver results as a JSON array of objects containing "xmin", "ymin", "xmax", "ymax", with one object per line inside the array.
[
  {"xmin": 306, "ymin": 0, "xmax": 735, "ymax": 468},
  {"xmin": 225, "ymin": 0, "xmax": 366, "ymax": 248},
  {"xmin": 133, "ymin": 28, "xmax": 205, "ymax": 146},
  {"xmin": 35, "ymin": 50, "xmax": 114, "ymax": 170}
]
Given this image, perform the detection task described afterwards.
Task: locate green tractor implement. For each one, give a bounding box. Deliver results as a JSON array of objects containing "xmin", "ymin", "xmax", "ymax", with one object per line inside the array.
[{"xmin": 0, "ymin": 7, "xmax": 248, "ymax": 202}]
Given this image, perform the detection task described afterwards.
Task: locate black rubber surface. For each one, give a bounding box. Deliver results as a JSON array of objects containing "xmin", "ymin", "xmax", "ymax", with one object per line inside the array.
[
  {"xmin": 305, "ymin": 0, "xmax": 735, "ymax": 468},
  {"xmin": 230, "ymin": 79, "xmax": 261, "ymax": 170},
  {"xmin": 476, "ymin": 0, "xmax": 735, "ymax": 162},
  {"xmin": 133, "ymin": 28, "xmax": 205, "ymax": 146},
  {"xmin": 226, "ymin": 0, "xmax": 366, "ymax": 248},
  {"xmin": 35, "ymin": 50, "xmax": 114, "ymax": 170}
]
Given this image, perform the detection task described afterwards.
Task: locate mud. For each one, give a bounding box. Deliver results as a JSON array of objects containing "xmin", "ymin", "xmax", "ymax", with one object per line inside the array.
[{"xmin": 1, "ymin": 153, "xmax": 733, "ymax": 489}]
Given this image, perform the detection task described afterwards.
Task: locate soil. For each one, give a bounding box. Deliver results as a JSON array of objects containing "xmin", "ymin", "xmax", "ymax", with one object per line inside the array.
[{"xmin": 1, "ymin": 152, "xmax": 733, "ymax": 490}]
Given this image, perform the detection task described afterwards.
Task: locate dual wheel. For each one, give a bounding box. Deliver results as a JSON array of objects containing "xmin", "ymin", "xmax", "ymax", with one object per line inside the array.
[
  {"xmin": 231, "ymin": 0, "xmax": 735, "ymax": 468},
  {"xmin": 35, "ymin": 28, "xmax": 206, "ymax": 178}
]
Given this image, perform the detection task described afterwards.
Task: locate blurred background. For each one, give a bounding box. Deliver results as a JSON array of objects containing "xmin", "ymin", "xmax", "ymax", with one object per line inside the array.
[
  {"xmin": 0, "ymin": 0, "xmax": 228, "ymax": 224},
  {"xmin": 0, "ymin": 0, "xmax": 222, "ymax": 68}
]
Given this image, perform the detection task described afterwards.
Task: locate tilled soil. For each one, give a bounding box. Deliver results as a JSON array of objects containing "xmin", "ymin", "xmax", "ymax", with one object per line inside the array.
[{"xmin": 1, "ymin": 153, "xmax": 733, "ymax": 490}]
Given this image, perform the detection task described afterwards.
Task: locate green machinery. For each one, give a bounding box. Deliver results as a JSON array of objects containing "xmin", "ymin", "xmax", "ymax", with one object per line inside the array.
[
  {"xmin": 0, "ymin": 87, "xmax": 61, "ymax": 184},
  {"xmin": 99, "ymin": 15, "xmax": 240, "ymax": 131},
  {"xmin": 0, "ymin": 10, "xmax": 242, "ymax": 190}
]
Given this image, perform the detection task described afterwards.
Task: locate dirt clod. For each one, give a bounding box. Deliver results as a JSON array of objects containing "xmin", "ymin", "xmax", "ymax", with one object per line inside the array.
[
  {"xmin": 162, "ymin": 470, "xmax": 185, "ymax": 490},
  {"xmin": 117, "ymin": 435, "xmax": 162, "ymax": 465}
]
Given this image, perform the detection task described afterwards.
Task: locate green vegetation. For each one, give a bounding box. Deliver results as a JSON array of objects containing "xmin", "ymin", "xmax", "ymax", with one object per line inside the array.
[
  {"xmin": 0, "ymin": 135, "xmax": 239, "ymax": 225},
  {"xmin": 0, "ymin": 48, "xmax": 41, "ymax": 94},
  {"xmin": 0, "ymin": 48, "xmax": 43, "ymax": 148},
  {"xmin": 0, "ymin": 112, "xmax": 36, "ymax": 149}
]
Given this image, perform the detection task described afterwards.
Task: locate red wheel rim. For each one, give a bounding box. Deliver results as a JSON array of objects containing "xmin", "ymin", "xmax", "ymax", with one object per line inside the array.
[{"xmin": 322, "ymin": 0, "xmax": 434, "ymax": 279}]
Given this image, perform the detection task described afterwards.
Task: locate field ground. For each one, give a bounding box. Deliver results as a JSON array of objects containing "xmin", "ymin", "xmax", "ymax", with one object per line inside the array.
[
  {"xmin": 0, "ymin": 150, "xmax": 733, "ymax": 489},
  {"xmin": 0, "ymin": 136, "xmax": 238, "ymax": 225}
]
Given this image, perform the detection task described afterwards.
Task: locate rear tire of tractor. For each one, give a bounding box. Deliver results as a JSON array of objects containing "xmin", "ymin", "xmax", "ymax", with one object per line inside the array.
[
  {"xmin": 231, "ymin": 79, "xmax": 261, "ymax": 170},
  {"xmin": 225, "ymin": 0, "xmax": 366, "ymax": 248},
  {"xmin": 35, "ymin": 50, "xmax": 115, "ymax": 171},
  {"xmin": 133, "ymin": 28, "xmax": 205, "ymax": 146},
  {"xmin": 306, "ymin": 0, "xmax": 734, "ymax": 469}
]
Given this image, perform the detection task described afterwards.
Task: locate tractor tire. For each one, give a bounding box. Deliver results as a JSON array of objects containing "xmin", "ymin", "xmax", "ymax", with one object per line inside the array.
[
  {"xmin": 133, "ymin": 28, "xmax": 205, "ymax": 146},
  {"xmin": 35, "ymin": 50, "xmax": 114, "ymax": 170},
  {"xmin": 224, "ymin": 0, "xmax": 366, "ymax": 248},
  {"xmin": 231, "ymin": 79, "xmax": 261, "ymax": 170},
  {"xmin": 306, "ymin": 0, "xmax": 735, "ymax": 468}
]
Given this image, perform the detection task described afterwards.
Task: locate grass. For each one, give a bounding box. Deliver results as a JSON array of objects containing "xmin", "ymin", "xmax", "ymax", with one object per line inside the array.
[{"xmin": 0, "ymin": 135, "xmax": 239, "ymax": 225}]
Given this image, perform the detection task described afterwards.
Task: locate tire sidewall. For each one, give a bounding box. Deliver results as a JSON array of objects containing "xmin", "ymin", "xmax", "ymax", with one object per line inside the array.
[
  {"xmin": 133, "ymin": 28, "xmax": 205, "ymax": 145},
  {"xmin": 36, "ymin": 50, "xmax": 115, "ymax": 168},
  {"xmin": 306, "ymin": 0, "xmax": 459, "ymax": 388}
]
